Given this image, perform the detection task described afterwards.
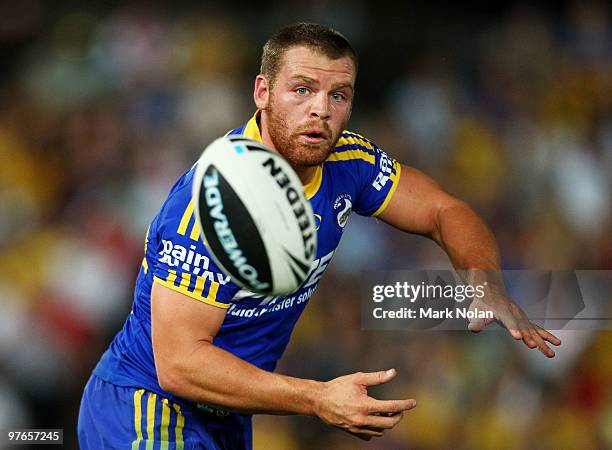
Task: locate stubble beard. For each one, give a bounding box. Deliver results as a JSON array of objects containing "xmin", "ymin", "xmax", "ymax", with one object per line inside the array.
[{"xmin": 265, "ymin": 102, "xmax": 344, "ymax": 170}]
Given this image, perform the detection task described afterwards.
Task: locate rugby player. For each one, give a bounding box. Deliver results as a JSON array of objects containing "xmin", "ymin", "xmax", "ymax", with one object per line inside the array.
[{"xmin": 78, "ymin": 23, "xmax": 561, "ymax": 449}]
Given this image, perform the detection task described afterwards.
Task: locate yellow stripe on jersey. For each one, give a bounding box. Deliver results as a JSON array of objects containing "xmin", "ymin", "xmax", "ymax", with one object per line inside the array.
[
  {"xmin": 176, "ymin": 198, "xmax": 203, "ymax": 241},
  {"xmin": 189, "ymin": 218, "xmax": 201, "ymax": 241},
  {"xmin": 327, "ymin": 149, "xmax": 375, "ymax": 165},
  {"xmin": 146, "ymin": 393, "xmax": 157, "ymax": 450},
  {"xmin": 342, "ymin": 130, "xmax": 371, "ymax": 141},
  {"xmin": 180, "ymin": 272, "xmax": 191, "ymax": 291},
  {"xmin": 132, "ymin": 389, "xmax": 144, "ymax": 450},
  {"xmin": 166, "ymin": 270, "xmax": 177, "ymax": 285},
  {"xmin": 337, "ymin": 133, "xmax": 375, "ymax": 151},
  {"xmin": 192, "ymin": 275, "xmax": 207, "ymax": 297},
  {"xmin": 173, "ymin": 403, "xmax": 185, "ymax": 450},
  {"xmin": 303, "ymin": 165, "xmax": 323, "ymax": 199},
  {"xmin": 153, "ymin": 276, "xmax": 229, "ymax": 309},
  {"xmin": 160, "ymin": 399, "xmax": 171, "ymax": 450},
  {"xmin": 372, "ymin": 162, "xmax": 402, "ymax": 217},
  {"xmin": 142, "ymin": 225, "xmax": 151, "ymax": 273},
  {"xmin": 207, "ymin": 281, "xmax": 220, "ymax": 301},
  {"xmin": 177, "ymin": 199, "xmax": 195, "ymax": 236},
  {"xmin": 243, "ymin": 111, "xmax": 263, "ymax": 142}
]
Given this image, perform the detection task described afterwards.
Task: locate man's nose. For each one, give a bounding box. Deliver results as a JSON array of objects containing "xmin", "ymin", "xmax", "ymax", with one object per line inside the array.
[{"xmin": 310, "ymin": 93, "xmax": 331, "ymax": 120}]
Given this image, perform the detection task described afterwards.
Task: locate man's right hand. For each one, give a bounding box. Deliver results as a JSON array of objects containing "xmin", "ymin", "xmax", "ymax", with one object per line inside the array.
[
  {"xmin": 152, "ymin": 283, "xmax": 415, "ymax": 440},
  {"xmin": 314, "ymin": 369, "xmax": 416, "ymax": 440}
]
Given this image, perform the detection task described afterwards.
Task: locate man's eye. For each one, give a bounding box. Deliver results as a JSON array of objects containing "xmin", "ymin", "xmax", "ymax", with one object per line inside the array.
[
  {"xmin": 332, "ymin": 93, "xmax": 345, "ymax": 101},
  {"xmin": 296, "ymin": 87, "xmax": 309, "ymax": 95}
]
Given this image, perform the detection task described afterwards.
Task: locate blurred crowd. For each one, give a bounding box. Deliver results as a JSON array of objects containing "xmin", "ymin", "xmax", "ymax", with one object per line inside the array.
[{"xmin": 0, "ymin": 1, "xmax": 610, "ymax": 449}]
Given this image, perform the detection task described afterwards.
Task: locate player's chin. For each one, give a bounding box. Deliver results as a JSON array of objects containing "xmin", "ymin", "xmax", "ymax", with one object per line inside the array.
[
  {"xmin": 302, "ymin": 150, "xmax": 332, "ymax": 166},
  {"xmin": 291, "ymin": 143, "xmax": 333, "ymax": 165}
]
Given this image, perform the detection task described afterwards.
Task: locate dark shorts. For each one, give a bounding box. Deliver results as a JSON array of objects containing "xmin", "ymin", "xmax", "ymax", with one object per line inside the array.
[{"xmin": 78, "ymin": 375, "xmax": 252, "ymax": 450}]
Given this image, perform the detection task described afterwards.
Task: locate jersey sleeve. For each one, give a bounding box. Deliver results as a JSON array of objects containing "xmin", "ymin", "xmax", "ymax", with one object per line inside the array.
[
  {"xmin": 150, "ymin": 169, "xmax": 241, "ymax": 309},
  {"xmin": 346, "ymin": 133, "xmax": 402, "ymax": 217}
]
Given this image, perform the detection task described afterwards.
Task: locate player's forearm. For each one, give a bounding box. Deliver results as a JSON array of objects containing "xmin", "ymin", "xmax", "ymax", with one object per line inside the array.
[
  {"xmin": 435, "ymin": 201, "xmax": 502, "ymax": 271},
  {"xmin": 156, "ymin": 340, "xmax": 323, "ymax": 416},
  {"xmin": 435, "ymin": 203, "xmax": 506, "ymax": 291}
]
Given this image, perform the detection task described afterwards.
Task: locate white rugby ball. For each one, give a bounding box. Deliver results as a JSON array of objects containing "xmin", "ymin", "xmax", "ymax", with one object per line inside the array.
[{"xmin": 192, "ymin": 135, "xmax": 317, "ymax": 295}]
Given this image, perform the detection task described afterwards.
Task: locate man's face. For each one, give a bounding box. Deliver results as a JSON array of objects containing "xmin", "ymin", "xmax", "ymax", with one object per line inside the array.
[{"xmin": 257, "ymin": 46, "xmax": 356, "ymax": 169}]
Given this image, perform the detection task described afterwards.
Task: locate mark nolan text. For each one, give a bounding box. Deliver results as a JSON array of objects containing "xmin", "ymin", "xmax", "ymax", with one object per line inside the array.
[{"xmin": 372, "ymin": 307, "xmax": 494, "ymax": 320}]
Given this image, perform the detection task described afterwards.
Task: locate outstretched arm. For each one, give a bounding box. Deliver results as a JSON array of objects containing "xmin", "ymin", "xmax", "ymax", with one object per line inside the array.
[
  {"xmin": 151, "ymin": 282, "xmax": 416, "ymax": 440},
  {"xmin": 378, "ymin": 165, "xmax": 561, "ymax": 357}
]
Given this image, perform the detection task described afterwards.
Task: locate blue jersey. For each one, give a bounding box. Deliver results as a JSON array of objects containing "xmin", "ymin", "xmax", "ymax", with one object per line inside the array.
[{"xmin": 93, "ymin": 111, "xmax": 401, "ymax": 401}]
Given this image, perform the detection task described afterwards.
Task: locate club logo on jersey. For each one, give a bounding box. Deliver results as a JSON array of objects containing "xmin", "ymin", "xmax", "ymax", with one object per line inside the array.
[
  {"xmin": 333, "ymin": 194, "xmax": 352, "ymax": 228},
  {"xmin": 158, "ymin": 239, "xmax": 231, "ymax": 284},
  {"xmin": 313, "ymin": 213, "xmax": 322, "ymax": 231}
]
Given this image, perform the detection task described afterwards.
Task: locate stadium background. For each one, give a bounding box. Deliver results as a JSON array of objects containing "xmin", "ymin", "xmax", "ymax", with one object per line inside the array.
[{"xmin": 0, "ymin": 1, "xmax": 610, "ymax": 449}]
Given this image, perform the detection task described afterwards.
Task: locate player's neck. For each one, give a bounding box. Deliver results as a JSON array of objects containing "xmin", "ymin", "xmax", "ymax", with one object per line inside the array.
[
  {"xmin": 294, "ymin": 166, "xmax": 318, "ymax": 186},
  {"xmin": 258, "ymin": 112, "xmax": 318, "ymax": 186}
]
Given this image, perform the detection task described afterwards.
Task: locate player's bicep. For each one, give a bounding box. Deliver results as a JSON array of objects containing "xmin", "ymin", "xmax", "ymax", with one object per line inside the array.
[
  {"xmin": 378, "ymin": 165, "xmax": 464, "ymax": 239},
  {"xmin": 152, "ymin": 280, "xmax": 226, "ymax": 342},
  {"xmin": 151, "ymin": 281, "xmax": 227, "ymax": 386}
]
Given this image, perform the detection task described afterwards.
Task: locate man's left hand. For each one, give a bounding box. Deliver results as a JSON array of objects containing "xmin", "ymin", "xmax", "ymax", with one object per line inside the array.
[{"xmin": 467, "ymin": 291, "xmax": 562, "ymax": 358}]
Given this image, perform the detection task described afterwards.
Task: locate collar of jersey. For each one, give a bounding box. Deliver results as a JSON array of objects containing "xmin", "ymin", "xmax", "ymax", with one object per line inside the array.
[{"xmin": 243, "ymin": 111, "xmax": 322, "ymax": 200}]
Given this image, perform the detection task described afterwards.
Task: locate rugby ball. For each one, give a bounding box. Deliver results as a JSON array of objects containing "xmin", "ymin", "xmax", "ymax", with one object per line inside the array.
[{"xmin": 192, "ymin": 135, "xmax": 317, "ymax": 295}]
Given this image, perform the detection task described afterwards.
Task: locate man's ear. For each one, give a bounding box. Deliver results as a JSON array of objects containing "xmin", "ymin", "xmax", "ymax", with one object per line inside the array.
[{"xmin": 254, "ymin": 75, "xmax": 270, "ymax": 109}]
